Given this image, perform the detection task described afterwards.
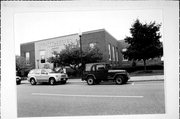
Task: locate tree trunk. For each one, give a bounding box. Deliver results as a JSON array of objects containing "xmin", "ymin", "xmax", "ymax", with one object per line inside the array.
[{"xmin": 143, "ymin": 59, "xmax": 147, "ymax": 71}]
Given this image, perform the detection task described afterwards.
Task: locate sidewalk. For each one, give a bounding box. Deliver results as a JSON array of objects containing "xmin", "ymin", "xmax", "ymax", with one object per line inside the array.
[{"xmin": 129, "ymin": 75, "xmax": 164, "ymax": 82}]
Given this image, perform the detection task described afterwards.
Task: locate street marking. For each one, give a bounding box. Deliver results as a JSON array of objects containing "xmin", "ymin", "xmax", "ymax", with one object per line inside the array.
[{"xmin": 32, "ymin": 93, "xmax": 144, "ymax": 98}]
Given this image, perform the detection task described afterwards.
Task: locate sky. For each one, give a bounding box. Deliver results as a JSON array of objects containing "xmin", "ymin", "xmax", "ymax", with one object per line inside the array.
[{"xmin": 14, "ymin": 9, "xmax": 163, "ymax": 55}]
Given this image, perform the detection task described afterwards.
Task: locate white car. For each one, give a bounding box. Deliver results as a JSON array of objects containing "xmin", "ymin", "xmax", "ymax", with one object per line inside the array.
[{"xmin": 27, "ymin": 69, "xmax": 68, "ymax": 85}]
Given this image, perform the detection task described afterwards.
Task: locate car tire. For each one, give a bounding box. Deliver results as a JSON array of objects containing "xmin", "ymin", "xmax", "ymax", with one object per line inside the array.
[
  {"xmin": 30, "ymin": 78, "xmax": 36, "ymax": 85},
  {"xmin": 115, "ymin": 75, "xmax": 124, "ymax": 85},
  {"xmin": 16, "ymin": 80, "xmax": 21, "ymax": 85},
  {"xmin": 49, "ymin": 78, "xmax": 56, "ymax": 85},
  {"xmin": 87, "ymin": 76, "xmax": 95, "ymax": 85}
]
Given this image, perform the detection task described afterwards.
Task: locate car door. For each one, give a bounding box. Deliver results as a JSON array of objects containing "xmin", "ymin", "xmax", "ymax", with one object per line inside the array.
[
  {"xmin": 40, "ymin": 69, "xmax": 49, "ymax": 82},
  {"xmin": 34, "ymin": 69, "xmax": 42, "ymax": 82},
  {"xmin": 95, "ymin": 64, "xmax": 108, "ymax": 80}
]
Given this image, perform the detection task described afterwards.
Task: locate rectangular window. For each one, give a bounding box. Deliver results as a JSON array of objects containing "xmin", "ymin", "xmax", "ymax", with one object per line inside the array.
[
  {"xmin": 116, "ymin": 51, "xmax": 119, "ymax": 62},
  {"xmin": 25, "ymin": 52, "xmax": 30, "ymax": 64},
  {"xmin": 108, "ymin": 44, "xmax": 112, "ymax": 61},
  {"xmin": 40, "ymin": 50, "xmax": 45, "ymax": 63},
  {"xmin": 112, "ymin": 46, "xmax": 115, "ymax": 61}
]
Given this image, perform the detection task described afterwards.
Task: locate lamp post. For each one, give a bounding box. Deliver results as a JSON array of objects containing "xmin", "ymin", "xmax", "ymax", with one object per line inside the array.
[{"xmin": 79, "ymin": 30, "xmax": 83, "ymax": 76}]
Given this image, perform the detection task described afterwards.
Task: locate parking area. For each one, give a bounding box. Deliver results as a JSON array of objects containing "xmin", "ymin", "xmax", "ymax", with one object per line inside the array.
[{"xmin": 17, "ymin": 76, "xmax": 165, "ymax": 117}]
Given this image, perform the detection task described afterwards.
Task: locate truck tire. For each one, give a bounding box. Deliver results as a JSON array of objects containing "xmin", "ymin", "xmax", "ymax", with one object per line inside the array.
[
  {"xmin": 87, "ymin": 76, "xmax": 95, "ymax": 85},
  {"xmin": 115, "ymin": 75, "xmax": 124, "ymax": 85}
]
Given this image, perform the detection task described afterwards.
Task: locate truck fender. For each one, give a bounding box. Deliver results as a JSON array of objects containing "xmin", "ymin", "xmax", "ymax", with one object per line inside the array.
[
  {"xmin": 113, "ymin": 73, "xmax": 125, "ymax": 79},
  {"xmin": 86, "ymin": 74, "xmax": 96, "ymax": 80}
]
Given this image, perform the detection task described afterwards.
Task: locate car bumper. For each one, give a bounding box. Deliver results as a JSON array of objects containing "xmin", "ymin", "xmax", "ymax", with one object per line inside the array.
[{"xmin": 56, "ymin": 77, "xmax": 68, "ymax": 82}]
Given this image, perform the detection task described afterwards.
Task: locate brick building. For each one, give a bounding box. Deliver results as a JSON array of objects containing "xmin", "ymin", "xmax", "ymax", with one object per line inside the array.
[{"xmin": 20, "ymin": 29, "xmax": 124, "ymax": 69}]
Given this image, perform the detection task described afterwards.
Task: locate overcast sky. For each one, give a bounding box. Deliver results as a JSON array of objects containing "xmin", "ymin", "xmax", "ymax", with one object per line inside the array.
[{"xmin": 14, "ymin": 9, "xmax": 163, "ymax": 55}]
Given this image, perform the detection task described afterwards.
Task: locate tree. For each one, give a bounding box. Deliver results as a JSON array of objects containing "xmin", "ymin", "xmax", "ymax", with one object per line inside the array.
[
  {"xmin": 47, "ymin": 43, "xmax": 103, "ymax": 74},
  {"xmin": 122, "ymin": 19, "xmax": 163, "ymax": 71},
  {"xmin": 16, "ymin": 55, "xmax": 33, "ymax": 77}
]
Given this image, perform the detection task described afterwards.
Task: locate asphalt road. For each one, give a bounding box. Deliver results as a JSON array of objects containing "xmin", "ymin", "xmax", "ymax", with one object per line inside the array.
[{"xmin": 17, "ymin": 79, "xmax": 165, "ymax": 117}]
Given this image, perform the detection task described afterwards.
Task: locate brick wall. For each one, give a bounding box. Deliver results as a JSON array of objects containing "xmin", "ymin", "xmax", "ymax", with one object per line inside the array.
[
  {"xmin": 82, "ymin": 29, "xmax": 107, "ymax": 61},
  {"xmin": 20, "ymin": 42, "xmax": 35, "ymax": 69}
]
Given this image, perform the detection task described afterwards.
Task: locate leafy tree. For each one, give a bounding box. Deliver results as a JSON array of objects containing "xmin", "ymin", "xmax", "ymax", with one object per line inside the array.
[
  {"xmin": 16, "ymin": 55, "xmax": 33, "ymax": 77},
  {"xmin": 123, "ymin": 19, "xmax": 163, "ymax": 70},
  {"xmin": 47, "ymin": 43, "xmax": 103, "ymax": 74}
]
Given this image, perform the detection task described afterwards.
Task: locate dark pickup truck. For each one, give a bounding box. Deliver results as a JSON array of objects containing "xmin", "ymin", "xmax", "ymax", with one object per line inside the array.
[{"xmin": 82, "ymin": 63, "xmax": 130, "ymax": 85}]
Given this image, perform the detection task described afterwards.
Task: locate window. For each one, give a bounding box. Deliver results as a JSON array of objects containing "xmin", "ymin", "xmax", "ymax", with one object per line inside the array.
[
  {"xmin": 89, "ymin": 43, "xmax": 96, "ymax": 49},
  {"xmin": 112, "ymin": 46, "xmax": 115, "ymax": 61},
  {"xmin": 96, "ymin": 64, "xmax": 105, "ymax": 71},
  {"xmin": 161, "ymin": 56, "xmax": 164, "ymax": 61},
  {"xmin": 25, "ymin": 52, "xmax": 30, "ymax": 64},
  {"xmin": 108, "ymin": 44, "xmax": 112, "ymax": 61},
  {"xmin": 116, "ymin": 51, "xmax": 119, "ymax": 62},
  {"xmin": 85, "ymin": 64, "xmax": 92, "ymax": 71},
  {"xmin": 122, "ymin": 48, "xmax": 128, "ymax": 61},
  {"xmin": 41, "ymin": 69, "xmax": 47, "ymax": 74},
  {"xmin": 92, "ymin": 65, "xmax": 96, "ymax": 72},
  {"xmin": 34, "ymin": 69, "xmax": 41, "ymax": 74},
  {"xmin": 40, "ymin": 50, "xmax": 45, "ymax": 63}
]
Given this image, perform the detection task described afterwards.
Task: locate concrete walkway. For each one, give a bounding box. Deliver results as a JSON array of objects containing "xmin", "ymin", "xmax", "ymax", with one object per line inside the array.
[{"xmin": 129, "ymin": 75, "xmax": 164, "ymax": 82}]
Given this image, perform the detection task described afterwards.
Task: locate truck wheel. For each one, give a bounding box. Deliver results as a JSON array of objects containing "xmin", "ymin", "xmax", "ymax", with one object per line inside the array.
[
  {"xmin": 49, "ymin": 78, "xmax": 56, "ymax": 85},
  {"xmin": 87, "ymin": 76, "xmax": 95, "ymax": 85},
  {"xmin": 115, "ymin": 75, "xmax": 124, "ymax": 85},
  {"xmin": 30, "ymin": 78, "xmax": 36, "ymax": 85}
]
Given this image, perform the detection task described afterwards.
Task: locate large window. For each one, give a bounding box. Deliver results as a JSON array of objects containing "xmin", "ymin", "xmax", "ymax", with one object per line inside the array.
[
  {"xmin": 25, "ymin": 52, "xmax": 30, "ymax": 65},
  {"xmin": 40, "ymin": 50, "xmax": 46, "ymax": 63},
  {"xmin": 122, "ymin": 48, "xmax": 128, "ymax": 61},
  {"xmin": 108, "ymin": 44, "xmax": 112, "ymax": 61},
  {"xmin": 112, "ymin": 46, "xmax": 115, "ymax": 61},
  {"xmin": 116, "ymin": 51, "xmax": 119, "ymax": 62}
]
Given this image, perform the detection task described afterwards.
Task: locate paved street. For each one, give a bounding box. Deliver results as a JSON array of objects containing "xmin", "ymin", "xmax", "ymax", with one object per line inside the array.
[{"xmin": 17, "ymin": 76, "xmax": 165, "ymax": 117}]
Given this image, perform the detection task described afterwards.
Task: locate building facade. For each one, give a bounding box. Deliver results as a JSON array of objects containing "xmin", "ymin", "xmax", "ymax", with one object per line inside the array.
[{"xmin": 20, "ymin": 29, "xmax": 124, "ymax": 69}]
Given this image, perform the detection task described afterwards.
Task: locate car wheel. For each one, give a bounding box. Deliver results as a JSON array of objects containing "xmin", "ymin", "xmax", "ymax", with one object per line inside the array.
[
  {"xmin": 115, "ymin": 75, "xmax": 124, "ymax": 85},
  {"xmin": 30, "ymin": 78, "xmax": 36, "ymax": 85},
  {"xmin": 87, "ymin": 76, "xmax": 95, "ymax": 85},
  {"xmin": 16, "ymin": 80, "xmax": 21, "ymax": 85},
  {"xmin": 49, "ymin": 78, "xmax": 56, "ymax": 85}
]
